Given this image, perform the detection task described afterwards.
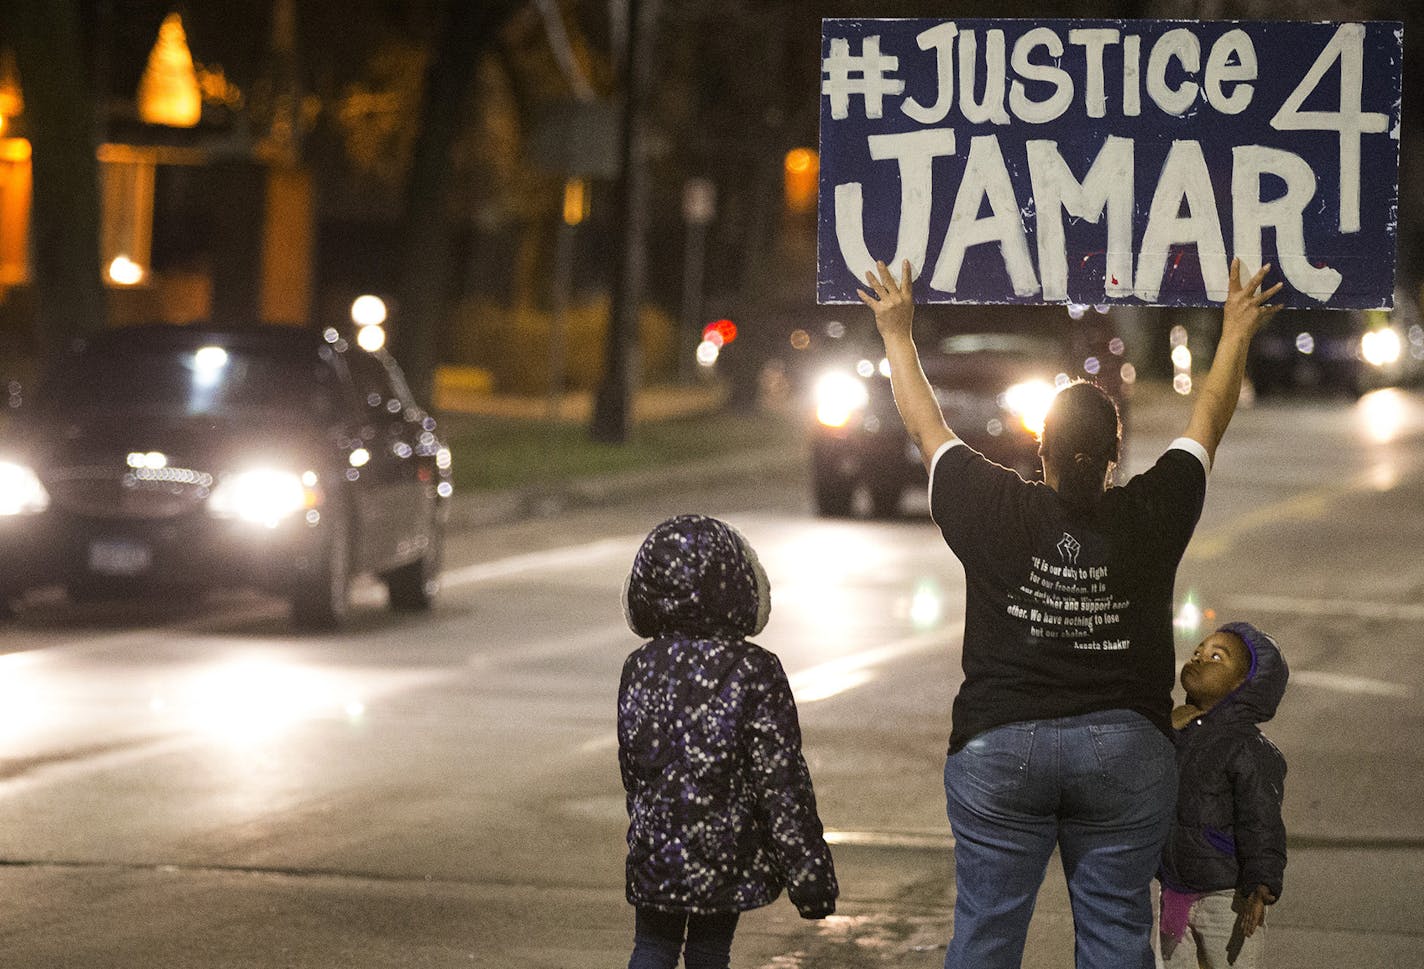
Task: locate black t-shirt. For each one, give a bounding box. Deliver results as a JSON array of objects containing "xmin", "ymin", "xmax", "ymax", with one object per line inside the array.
[{"xmin": 931, "ymin": 440, "xmax": 1208, "ymax": 752}]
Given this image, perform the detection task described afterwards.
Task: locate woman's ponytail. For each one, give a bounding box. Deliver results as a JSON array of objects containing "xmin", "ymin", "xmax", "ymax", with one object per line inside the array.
[{"xmin": 1041, "ymin": 382, "xmax": 1121, "ymax": 514}]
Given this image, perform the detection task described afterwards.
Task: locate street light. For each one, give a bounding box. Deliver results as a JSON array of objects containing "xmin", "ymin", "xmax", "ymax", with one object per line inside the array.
[
  {"xmin": 107, "ymin": 255, "xmax": 144, "ymax": 286},
  {"xmin": 351, "ymin": 295, "xmax": 388, "ymax": 351},
  {"xmin": 351, "ymin": 294, "xmax": 388, "ymax": 327}
]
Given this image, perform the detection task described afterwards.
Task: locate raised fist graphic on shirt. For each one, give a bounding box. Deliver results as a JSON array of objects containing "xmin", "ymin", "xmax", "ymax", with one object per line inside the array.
[{"xmin": 1057, "ymin": 532, "xmax": 1081, "ymax": 564}]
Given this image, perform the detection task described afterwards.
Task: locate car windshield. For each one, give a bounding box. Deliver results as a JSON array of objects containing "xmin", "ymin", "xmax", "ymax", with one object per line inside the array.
[
  {"xmin": 938, "ymin": 333, "xmax": 1060, "ymax": 359},
  {"xmin": 39, "ymin": 345, "xmax": 341, "ymax": 419}
]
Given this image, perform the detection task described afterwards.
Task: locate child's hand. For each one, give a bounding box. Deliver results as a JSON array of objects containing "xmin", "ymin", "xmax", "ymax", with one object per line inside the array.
[
  {"xmin": 1235, "ymin": 884, "xmax": 1275, "ymax": 937},
  {"xmin": 1171, "ymin": 703, "xmax": 1203, "ymax": 729},
  {"xmin": 1227, "ymin": 884, "xmax": 1274, "ymax": 962}
]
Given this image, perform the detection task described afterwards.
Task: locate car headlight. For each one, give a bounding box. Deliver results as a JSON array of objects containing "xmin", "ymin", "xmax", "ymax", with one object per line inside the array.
[
  {"xmin": 1000, "ymin": 379, "xmax": 1057, "ymax": 436},
  {"xmin": 814, "ymin": 371, "xmax": 870, "ymax": 428},
  {"xmin": 0, "ymin": 461, "xmax": 50, "ymax": 515},
  {"xmin": 208, "ymin": 469, "xmax": 318, "ymax": 527},
  {"xmin": 1361, "ymin": 328, "xmax": 1402, "ymax": 367}
]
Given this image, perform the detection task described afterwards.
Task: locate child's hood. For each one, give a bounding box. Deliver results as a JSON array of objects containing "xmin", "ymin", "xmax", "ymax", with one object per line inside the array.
[
  {"xmin": 623, "ymin": 514, "xmax": 770, "ymax": 640},
  {"xmin": 1209, "ymin": 621, "xmax": 1289, "ymax": 726}
]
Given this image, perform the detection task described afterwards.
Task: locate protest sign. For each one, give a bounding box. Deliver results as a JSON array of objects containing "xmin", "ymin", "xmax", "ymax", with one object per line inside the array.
[{"xmin": 818, "ymin": 19, "xmax": 1403, "ymax": 308}]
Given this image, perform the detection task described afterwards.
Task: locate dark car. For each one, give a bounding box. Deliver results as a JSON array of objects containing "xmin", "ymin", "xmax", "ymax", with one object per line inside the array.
[
  {"xmin": 807, "ymin": 307, "xmax": 1130, "ymax": 518},
  {"xmin": 1247, "ymin": 290, "xmax": 1424, "ymax": 397},
  {"xmin": 0, "ymin": 323, "xmax": 451, "ymax": 628}
]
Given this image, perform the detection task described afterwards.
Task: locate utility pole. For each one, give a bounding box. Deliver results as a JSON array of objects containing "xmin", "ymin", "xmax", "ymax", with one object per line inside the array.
[{"xmin": 590, "ymin": 0, "xmax": 659, "ymax": 443}]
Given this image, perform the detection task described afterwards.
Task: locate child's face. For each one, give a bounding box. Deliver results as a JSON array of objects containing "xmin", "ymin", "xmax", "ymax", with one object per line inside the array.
[{"xmin": 1180, "ymin": 631, "xmax": 1252, "ymax": 710}]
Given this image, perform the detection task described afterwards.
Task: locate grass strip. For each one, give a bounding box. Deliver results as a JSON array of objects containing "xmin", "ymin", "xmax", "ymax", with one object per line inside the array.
[{"xmin": 438, "ymin": 408, "xmax": 803, "ymax": 493}]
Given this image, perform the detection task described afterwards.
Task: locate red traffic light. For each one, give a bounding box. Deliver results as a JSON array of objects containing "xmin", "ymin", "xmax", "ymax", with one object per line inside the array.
[{"xmin": 702, "ymin": 319, "xmax": 737, "ymax": 347}]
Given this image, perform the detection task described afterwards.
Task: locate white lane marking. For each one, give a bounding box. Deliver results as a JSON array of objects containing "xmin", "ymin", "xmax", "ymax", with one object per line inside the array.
[
  {"xmin": 579, "ymin": 623, "xmax": 962, "ymax": 755},
  {"xmin": 1289, "ymin": 670, "xmax": 1413, "ymax": 699},
  {"xmin": 787, "ymin": 626, "xmax": 960, "ymax": 703},
  {"xmin": 1187, "ymin": 453, "xmax": 1424, "ymax": 562},
  {"xmin": 1224, "ymin": 593, "xmax": 1424, "ymax": 624},
  {"xmin": 441, "ymin": 537, "xmax": 638, "ymax": 588},
  {"xmin": 825, "ymin": 829, "xmax": 954, "ymax": 851},
  {"xmin": 0, "ymin": 666, "xmax": 450, "ymax": 798},
  {"xmin": 580, "ymin": 734, "xmax": 618, "ymax": 755}
]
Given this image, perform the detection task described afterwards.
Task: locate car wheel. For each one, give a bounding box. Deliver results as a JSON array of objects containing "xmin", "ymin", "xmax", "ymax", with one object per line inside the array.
[
  {"xmin": 384, "ymin": 521, "xmax": 443, "ymax": 612},
  {"xmin": 813, "ymin": 475, "xmax": 855, "ymax": 517},
  {"xmin": 291, "ymin": 513, "xmax": 352, "ymax": 631}
]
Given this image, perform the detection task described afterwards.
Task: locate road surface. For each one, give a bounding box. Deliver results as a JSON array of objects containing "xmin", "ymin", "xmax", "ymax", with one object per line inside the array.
[{"xmin": 2, "ymin": 385, "xmax": 1423, "ymax": 968}]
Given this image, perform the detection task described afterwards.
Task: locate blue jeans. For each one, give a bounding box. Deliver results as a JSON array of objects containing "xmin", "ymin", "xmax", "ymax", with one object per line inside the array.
[
  {"xmin": 629, "ymin": 907, "xmax": 739, "ymax": 969},
  {"xmin": 944, "ymin": 710, "xmax": 1177, "ymax": 969}
]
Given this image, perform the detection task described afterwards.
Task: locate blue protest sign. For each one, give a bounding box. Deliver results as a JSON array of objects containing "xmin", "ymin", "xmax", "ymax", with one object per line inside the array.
[{"xmin": 818, "ymin": 19, "xmax": 1403, "ymax": 308}]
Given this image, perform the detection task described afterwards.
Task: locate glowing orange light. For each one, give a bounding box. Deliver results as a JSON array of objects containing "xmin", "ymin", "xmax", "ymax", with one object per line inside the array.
[
  {"xmin": 138, "ymin": 13, "xmax": 202, "ymax": 127},
  {"xmin": 783, "ymin": 148, "xmax": 818, "ymax": 214},
  {"xmin": 0, "ymin": 49, "xmax": 24, "ymax": 121},
  {"xmin": 562, "ymin": 178, "xmax": 589, "ymax": 226}
]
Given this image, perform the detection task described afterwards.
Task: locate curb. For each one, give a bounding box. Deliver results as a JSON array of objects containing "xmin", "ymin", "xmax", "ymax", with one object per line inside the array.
[
  {"xmin": 441, "ymin": 379, "xmax": 1186, "ymax": 531},
  {"xmin": 445, "ymin": 442, "xmax": 808, "ymax": 530}
]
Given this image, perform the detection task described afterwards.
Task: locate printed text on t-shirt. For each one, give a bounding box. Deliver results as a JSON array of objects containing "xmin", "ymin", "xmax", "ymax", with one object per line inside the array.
[{"xmin": 1010, "ymin": 554, "xmax": 1131, "ymax": 650}]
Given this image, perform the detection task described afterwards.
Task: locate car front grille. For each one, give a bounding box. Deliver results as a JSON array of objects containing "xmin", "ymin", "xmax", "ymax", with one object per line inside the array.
[
  {"xmin": 45, "ymin": 466, "xmax": 215, "ymax": 520},
  {"xmin": 934, "ymin": 388, "xmax": 1003, "ymax": 427}
]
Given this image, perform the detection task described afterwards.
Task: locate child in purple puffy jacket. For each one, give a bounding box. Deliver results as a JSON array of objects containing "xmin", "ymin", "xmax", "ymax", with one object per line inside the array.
[{"xmin": 618, "ymin": 514, "xmax": 838, "ymax": 969}]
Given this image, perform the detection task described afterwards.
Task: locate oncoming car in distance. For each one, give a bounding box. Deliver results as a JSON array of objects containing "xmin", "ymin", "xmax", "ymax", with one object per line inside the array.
[
  {"xmin": 0, "ymin": 323, "xmax": 451, "ymax": 629},
  {"xmin": 808, "ymin": 307, "xmax": 1130, "ymax": 518},
  {"xmin": 1247, "ymin": 291, "xmax": 1424, "ymax": 397}
]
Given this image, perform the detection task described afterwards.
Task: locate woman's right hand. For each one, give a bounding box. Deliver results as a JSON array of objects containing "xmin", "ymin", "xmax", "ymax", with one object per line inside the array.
[
  {"xmin": 1222, "ymin": 258, "xmax": 1284, "ymax": 344},
  {"xmin": 857, "ymin": 259, "xmax": 915, "ymax": 343}
]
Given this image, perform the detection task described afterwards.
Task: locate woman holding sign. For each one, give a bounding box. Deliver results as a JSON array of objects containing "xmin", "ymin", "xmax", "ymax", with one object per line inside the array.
[{"xmin": 858, "ymin": 257, "xmax": 1280, "ymax": 969}]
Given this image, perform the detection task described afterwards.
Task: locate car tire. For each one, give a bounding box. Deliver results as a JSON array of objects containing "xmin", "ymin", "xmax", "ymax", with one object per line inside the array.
[
  {"xmin": 384, "ymin": 520, "xmax": 443, "ymax": 612},
  {"xmin": 291, "ymin": 512, "xmax": 352, "ymax": 631},
  {"xmin": 813, "ymin": 475, "xmax": 855, "ymax": 517}
]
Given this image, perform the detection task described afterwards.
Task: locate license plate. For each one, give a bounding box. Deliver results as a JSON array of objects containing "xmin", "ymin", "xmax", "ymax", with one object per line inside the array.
[{"xmin": 88, "ymin": 539, "xmax": 152, "ymax": 577}]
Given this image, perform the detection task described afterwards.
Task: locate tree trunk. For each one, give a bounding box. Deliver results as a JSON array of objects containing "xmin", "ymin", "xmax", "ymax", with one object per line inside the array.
[
  {"xmin": 392, "ymin": 0, "xmax": 521, "ymax": 407},
  {"xmin": 10, "ymin": 0, "xmax": 106, "ymax": 364}
]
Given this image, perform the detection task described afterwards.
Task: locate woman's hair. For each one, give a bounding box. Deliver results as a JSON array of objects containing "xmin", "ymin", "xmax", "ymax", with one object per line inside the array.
[{"xmin": 1040, "ymin": 381, "xmax": 1121, "ymax": 512}]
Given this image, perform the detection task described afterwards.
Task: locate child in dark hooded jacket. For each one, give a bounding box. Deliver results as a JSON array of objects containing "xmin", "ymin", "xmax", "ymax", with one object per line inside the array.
[
  {"xmin": 1159, "ymin": 621, "xmax": 1288, "ymax": 968},
  {"xmin": 618, "ymin": 514, "xmax": 838, "ymax": 969}
]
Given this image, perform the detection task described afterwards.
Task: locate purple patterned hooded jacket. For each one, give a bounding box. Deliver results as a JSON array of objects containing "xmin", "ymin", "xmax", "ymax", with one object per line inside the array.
[{"xmin": 618, "ymin": 515, "xmax": 838, "ymax": 916}]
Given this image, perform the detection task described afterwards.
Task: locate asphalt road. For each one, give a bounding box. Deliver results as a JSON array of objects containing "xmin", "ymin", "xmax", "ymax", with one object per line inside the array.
[{"xmin": 3, "ymin": 385, "xmax": 1423, "ymax": 968}]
